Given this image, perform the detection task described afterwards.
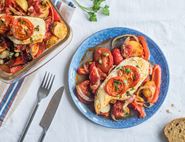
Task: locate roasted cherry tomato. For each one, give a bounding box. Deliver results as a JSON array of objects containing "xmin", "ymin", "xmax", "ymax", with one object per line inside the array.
[
  {"xmin": 94, "ymin": 47, "xmax": 113, "ymax": 73},
  {"xmin": 76, "ymin": 80, "xmax": 93, "ymax": 104},
  {"xmin": 105, "ymin": 76, "xmax": 128, "ymax": 97},
  {"xmin": 111, "ymin": 101, "xmax": 130, "ymax": 120},
  {"xmin": 112, "ymin": 48, "xmax": 123, "ymax": 65},
  {"xmin": 12, "ymin": 18, "xmax": 34, "ymax": 40},
  {"xmin": 138, "ymin": 36, "xmax": 150, "ymax": 60},
  {"xmin": 122, "ymin": 41, "xmax": 143, "ymax": 58},
  {"xmin": 131, "ymin": 101, "xmax": 146, "ymax": 118},
  {"xmin": 118, "ymin": 65, "xmax": 140, "ymax": 88},
  {"xmin": 112, "ymin": 101, "xmax": 124, "ymax": 119},
  {"xmin": 0, "ymin": 15, "xmax": 14, "ymax": 34}
]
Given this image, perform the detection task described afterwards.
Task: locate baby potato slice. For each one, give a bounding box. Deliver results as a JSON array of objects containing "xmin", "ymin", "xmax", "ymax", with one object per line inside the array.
[
  {"xmin": 51, "ymin": 21, "xmax": 68, "ymax": 40},
  {"xmin": 15, "ymin": 0, "xmax": 28, "ymax": 12},
  {"xmin": 30, "ymin": 44, "xmax": 39, "ymax": 57},
  {"xmin": 46, "ymin": 36, "xmax": 59, "ymax": 48}
]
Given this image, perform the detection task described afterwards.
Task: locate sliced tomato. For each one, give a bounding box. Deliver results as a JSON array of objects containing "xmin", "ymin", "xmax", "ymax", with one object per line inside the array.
[
  {"xmin": 118, "ymin": 65, "xmax": 140, "ymax": 88},
  {"xmin": 150, "ymin": 64, "xmax": 161, "ymax": 104},
  {"xmin": 89, "ymin": 62, "xmax": 101, "ymax": 93},
  {"xmin": 0, "ymin": 15, "xmax": 14, "ymax": 34},
  {"xmin": 105, "ymin": 76, "xmax": 128, "ymax": 97},
  {"xmin": 97, "ymin": 68, "xmax": 107, "ymax": 80},
  {"xmin": 10, "ymin": 66, "xmax": 23, "ymax": 73},
  {"xmin": 94, "ymin": 47, "xmax": 113, "ymax": 73},
  {"xmin": 76, "ymin": 80, "xmax": 93, "ymax": 104},
  {"xmin": 138, "ymin": 36, "xmax": 150, "ymax": 60},
  {"xmin": 12, "ymin": 18, "xmax": 34, "ymax": 40},
  {"xmin": 89, "ymin": 62, "xmax": 100, "ymax": 84},
  {"xmin": 112, "ymin": 48, "xmax": 123, "ymax": 65}
]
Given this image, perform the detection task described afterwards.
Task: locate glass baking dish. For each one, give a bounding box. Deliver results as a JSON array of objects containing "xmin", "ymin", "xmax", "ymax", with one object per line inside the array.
[{"xmin": 0, "ymin": 0, "xmax": 72, "ymax": 84}]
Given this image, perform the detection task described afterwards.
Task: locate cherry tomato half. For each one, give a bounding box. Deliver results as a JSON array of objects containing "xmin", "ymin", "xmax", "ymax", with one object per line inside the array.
[
  {"xmin": 122, "ymin": 41, "xmax": 143, "ymax": 58},
  {"xmin": 94, "ymin": 47, "xmax": 113, "ymax": 73},
  {"xmin": 112, "ymin": 48, "xmax": 123, "ymax": 65},
  {"xmin": 12, "ymin": 18, "xmax": 34, "ymax": 40}
]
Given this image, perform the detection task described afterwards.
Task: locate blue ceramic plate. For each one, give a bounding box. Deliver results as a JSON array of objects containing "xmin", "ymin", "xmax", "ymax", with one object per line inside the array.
[{"xmin": 68, "ymin": 27, "xmax": 169, "ymax": 128}]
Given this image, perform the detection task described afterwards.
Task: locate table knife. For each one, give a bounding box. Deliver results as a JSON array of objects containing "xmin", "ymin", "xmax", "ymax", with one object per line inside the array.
[{"xmin": 38, "ymin": 86, "xmax": 64, "ymax": 142}]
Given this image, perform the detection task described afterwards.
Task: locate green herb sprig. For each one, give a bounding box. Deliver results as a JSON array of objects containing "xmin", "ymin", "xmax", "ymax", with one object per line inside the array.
[{"xmin": 74, "ymin": 0, "xmax": 110, "ymax": 22}]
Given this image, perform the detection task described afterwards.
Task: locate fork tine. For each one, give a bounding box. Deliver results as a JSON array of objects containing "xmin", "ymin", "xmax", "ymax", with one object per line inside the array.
[
  {"xmin": 48, "ymin": 75, "xmax": 55, "ymax": 92},
  {"xmin": 46, "ymin": 74, "xmax": 53, "ymax": 89},
  {"xmin": 40, "ymin": 72, "xmax": 47, "ymax": 87},
  {"xmin": 43, "ymin": 72, "xmax": 50, "ymax": 88}
]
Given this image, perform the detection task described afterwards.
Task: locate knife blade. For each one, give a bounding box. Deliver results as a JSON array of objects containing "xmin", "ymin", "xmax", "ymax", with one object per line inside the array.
[{"xmin": 38, "ymin": 86, "xmax": 64, "ymax": 142}]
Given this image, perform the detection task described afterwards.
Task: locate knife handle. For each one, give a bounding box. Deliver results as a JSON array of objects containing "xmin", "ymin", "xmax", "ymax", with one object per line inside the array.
[
  {"xmin": 39, "ymin": 129, "xmax": 47, "ymax": 142},
  {"xmin": 18, "ymin": 103, "xmax": 39, "ymax": 142}
]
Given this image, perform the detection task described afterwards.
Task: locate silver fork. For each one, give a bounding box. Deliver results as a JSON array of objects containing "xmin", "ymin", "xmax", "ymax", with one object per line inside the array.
[{"xmin": 19, "ymin": 72, "xmax": 55, "ymax": 142}]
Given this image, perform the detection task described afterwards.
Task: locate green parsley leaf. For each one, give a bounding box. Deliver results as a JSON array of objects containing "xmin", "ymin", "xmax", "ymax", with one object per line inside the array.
[
  {"xmin": 125, "ymin": 68, "xmax": 131, "ymax": 74},
  {"xmin": 88, "ymin": 12, "xmax": 97, "ymax": 22},
  {"xmin": 102, "ymin": 5, "xmax": 110, "ymax": 16},
  {"xmin": 92, "ymin": 0, "xmax": 105, "ymax": 12}
]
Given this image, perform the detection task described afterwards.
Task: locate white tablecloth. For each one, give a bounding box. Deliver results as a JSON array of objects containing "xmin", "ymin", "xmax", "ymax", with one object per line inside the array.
[{"xmin": 1, "ymin": 0, "xmax": 185, "ymax": 141}]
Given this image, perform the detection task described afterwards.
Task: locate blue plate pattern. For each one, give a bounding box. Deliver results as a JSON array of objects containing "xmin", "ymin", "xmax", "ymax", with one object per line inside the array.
[{"xmin": 68, "ymin": 27, "xmax": 170, "ymax": 128}]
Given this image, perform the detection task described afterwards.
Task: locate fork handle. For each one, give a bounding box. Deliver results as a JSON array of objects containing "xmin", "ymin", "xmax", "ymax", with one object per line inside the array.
[
  {"xmin": 38, "ymin": 129, "xmax": 47, "ymax": 142},
  {"xmin": 18, "ymin": 102, "xmax": 39, "ymax": 142}
]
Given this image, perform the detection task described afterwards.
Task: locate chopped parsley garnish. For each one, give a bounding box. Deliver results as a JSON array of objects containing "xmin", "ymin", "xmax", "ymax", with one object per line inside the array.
[
  {"xmin": 19, "ymin": 19, "xmax": 26, "ymax": 24},
  {"xmin": 131, "ymin": 87, "xmax": 135, "ymax": 91},
  {"xmin": 125, "ymin": 68, "xmax": 131, "ymax": 74},
  {"xmin": 123, "ymin": 79, "xmax": 128, "ymax": 84},
  {"xmin": 30, "ymin": 37, "xmax": 33, "ymax": 43},
  {"xmin": 34, "ymin": 25, "xmax": 40, "ymax": 31},
  {"xmin": 113, "ymin": 80, "xmax": 122, "ymax": 91}
]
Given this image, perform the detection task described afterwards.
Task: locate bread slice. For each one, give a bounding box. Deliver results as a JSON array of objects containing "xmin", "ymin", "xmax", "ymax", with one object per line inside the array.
[{"xmin": 164, "ymin": 118, "xmax": 185, "ymax": 142}]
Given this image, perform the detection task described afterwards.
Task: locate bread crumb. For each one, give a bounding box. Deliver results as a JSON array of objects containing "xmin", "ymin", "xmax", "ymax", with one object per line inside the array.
[
  {"xmin": 166, "ymin": 109, "xmax": 170, "ymax": 113},
  {"xmin": 171, "ymin": 104, "xmax": 174, "ymax": 107}
]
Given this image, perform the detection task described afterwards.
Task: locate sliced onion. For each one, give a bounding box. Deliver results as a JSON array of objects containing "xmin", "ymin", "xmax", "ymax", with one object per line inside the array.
[{"xmin": 76, "ymin": 85, "xmax": 93, "ymax": 103}]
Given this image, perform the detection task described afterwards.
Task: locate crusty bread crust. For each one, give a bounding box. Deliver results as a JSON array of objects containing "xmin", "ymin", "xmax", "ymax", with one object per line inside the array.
[{"xmin": 164, "ymin": 118, "xmax": 185, "ymax": 142}]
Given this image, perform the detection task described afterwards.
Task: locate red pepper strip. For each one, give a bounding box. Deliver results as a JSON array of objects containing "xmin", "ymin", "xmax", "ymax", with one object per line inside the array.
[
  {"xmin": 150, "ymin": 64, "xmax": 161, "ymax": 104},
  {"xmin": 12, "ymin": 57, "xmax": 24, "ymax": 66},
  {"xmin": 50, "ymin": 6, "xmax": 61, "ymax": 21},
  {"xmin": 131, "ymin": 102, "xmax": 146, "ymax": 118},
  {"xmin": 10, "ymin": 66, "xmax": 23, "ymax": 73},
  {"xmin": 138, "ymin": 36, "xmax": 150, "ymax": 60},
  {"xmin": 112, "ymin": 48, "xmax": 123, "ymax": 65}
]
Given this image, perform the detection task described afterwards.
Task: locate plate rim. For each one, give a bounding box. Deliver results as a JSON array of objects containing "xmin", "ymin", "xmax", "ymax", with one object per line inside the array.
[{"xmin": 68, "ymin": 27, "xmax": 170, "ymax": 129}]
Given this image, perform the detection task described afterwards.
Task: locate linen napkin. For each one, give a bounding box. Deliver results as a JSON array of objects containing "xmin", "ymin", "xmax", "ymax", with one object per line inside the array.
[{"xmin": 0, "ymin": 0, "xmax": 75, "ymax": 126}]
